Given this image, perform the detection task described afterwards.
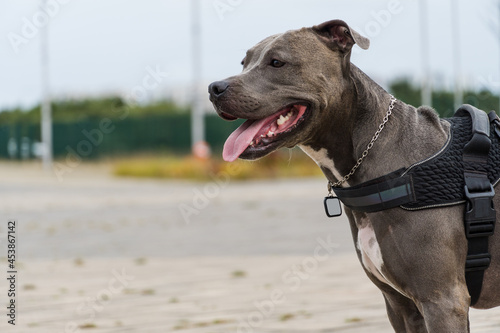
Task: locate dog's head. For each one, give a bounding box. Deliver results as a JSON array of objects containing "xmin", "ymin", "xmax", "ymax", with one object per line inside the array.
[{"xmin": 208, "ymin": 20, "xmax": 369, "ymax": 162}]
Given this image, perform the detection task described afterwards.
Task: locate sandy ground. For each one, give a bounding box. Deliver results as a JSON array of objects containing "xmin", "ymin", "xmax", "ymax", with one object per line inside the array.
[{"xmin": 0, "ymin": 161, "xmax": 499, "ymax": 332}]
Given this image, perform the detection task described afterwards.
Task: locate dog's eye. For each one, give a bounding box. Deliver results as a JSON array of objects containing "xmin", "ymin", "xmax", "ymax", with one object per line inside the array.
[
  {"xmin": 241, "ymin": 57, "xmax": 246, "ymax": 66},
  {"xmin": 270, "ymin": 59, "xmax": 285, "ymax": 68}
]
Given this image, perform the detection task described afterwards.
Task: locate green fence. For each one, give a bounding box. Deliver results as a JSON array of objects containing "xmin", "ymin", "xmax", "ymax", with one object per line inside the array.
[{"xmin": 0, "ymin": 114, "xmax": 243, "ymax": 160}]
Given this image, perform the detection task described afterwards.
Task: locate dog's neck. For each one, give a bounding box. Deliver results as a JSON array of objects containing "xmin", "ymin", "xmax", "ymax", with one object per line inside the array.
[{"xmin": 300, "ymin": 65, "xmax": 449, "ymax": 188}]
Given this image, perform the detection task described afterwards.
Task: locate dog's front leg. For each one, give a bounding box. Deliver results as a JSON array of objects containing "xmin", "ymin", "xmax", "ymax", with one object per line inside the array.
[
  {"xmin": 413, "ymin": 278, "xmax": 471, "ymax": 332},
  {"xmin": 383, "ymin": 215, "xmax": 470, "ymax": 332},
  {"xmin": 349, "ymin": 208, "xmax": 471, "ymax": 332},
  {"xmin": 379, "ymin": 211, "xmax": 471, "ymax": 333},
  {"xmin": 381, "ymin": 287, "xmax": 427, "ymax": 333},
  {"xmin": 379, "ymin": 284, "xmax": 470, "ymax": 333}
]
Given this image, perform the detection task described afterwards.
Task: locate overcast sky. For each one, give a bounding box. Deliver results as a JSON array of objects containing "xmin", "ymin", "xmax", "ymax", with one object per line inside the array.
[{"xmin": 1, "ymin": 0, "xmax": 499, "ymax": 111}]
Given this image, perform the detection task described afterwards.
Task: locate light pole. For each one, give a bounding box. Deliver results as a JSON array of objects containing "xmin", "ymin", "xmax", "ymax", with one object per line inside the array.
[
  {"xmin": 40, "ymin": 0, "xmax": 53, "ymax": 171},
  {"xmin": 419, "ymin": 0, "xmax": 432, "ymax": 107},
  {"xmin": 451, "ymin": 0, "xmax": 463, "ymax": 110},
  {"xmin": 190, "ymin": 0, "xmax": 206, "ymax": 158}
]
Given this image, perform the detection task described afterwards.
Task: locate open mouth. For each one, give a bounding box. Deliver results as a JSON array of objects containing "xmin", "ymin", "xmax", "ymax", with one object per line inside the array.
[{"xmin": 222, "ymin": 104, "xmax": 309, "ymax": 162}]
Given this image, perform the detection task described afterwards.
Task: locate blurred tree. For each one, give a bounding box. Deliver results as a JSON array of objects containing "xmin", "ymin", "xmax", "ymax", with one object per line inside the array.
[
  {"xmin": 0, "ymin": 97, "xmax": 190, "ymax": 124},
  {"xmin": 389, "ymin": 79, "xmax": 421, "ymax": 108},
  {"xmin": 389, "ymin": 78, "xmax": 499, "ymax": 118}
]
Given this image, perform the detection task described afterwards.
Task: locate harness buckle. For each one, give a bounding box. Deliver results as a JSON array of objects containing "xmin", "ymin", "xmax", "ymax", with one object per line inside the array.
[
  {"xmin": 464, "ymin": 184, "xmax": 496, "ymax": 238},
  {"xmin": 465, "ymin": 253, "xmax": 491, "ymax": 272}
]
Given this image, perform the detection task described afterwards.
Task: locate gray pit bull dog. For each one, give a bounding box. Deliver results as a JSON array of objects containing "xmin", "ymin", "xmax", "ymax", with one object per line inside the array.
[{"xmin": 208, "ymin": 20, "xmax": 500, "ymax": 332}]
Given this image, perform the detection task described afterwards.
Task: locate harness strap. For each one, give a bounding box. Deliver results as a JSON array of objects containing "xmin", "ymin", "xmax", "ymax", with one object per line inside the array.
[
  {"xmin": 489, "ymin": 111, "xmax": 500, "ymax": 138},
  {"xmin": 456, "ymin": 105, "xmax": 496, "ymax": 306},
  {"xmin": 332, "ymin": 168, "xmax": 415, "ymax": 212}
]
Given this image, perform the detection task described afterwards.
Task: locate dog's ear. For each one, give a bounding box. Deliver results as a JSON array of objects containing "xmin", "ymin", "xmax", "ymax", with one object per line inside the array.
[{"xmin": 312, "ymin": 19, "xmax": 370, "ymax": 53}]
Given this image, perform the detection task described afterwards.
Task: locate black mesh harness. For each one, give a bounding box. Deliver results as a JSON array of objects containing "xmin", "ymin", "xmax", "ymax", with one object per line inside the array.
[{"xmin": 331, "ymin": 104, "xmax": 499, "ymax": 306}]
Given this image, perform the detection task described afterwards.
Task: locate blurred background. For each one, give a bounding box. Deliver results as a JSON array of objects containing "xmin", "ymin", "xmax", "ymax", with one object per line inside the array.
[
  {"xmin": 1, "ymin": 0, "xmax": 499, "ymax": 169},
  {"xmin": 1, "ymin": 1, "xmax": 500, "ymax": 332}
]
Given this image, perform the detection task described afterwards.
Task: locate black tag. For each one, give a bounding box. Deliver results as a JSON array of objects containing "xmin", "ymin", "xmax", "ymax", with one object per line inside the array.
[{"xmin": 324, "ymin": 196, "xmax": 342, "ymax": 217}]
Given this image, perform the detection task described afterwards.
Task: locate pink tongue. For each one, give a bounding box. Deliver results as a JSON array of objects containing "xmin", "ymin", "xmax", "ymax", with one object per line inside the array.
[{"xmin": 223, "ymin": 118, "xmax": 268, "ymax": 162}]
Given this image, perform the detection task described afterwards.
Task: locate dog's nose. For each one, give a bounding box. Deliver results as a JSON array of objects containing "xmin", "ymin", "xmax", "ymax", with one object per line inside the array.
[{"xmin": 208, "ymin": 80, "xmax": 229, "ymax": 98}]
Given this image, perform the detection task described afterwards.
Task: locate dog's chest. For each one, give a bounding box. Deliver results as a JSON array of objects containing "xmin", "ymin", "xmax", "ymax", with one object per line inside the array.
[
  {"xmin": 357, "ymin": 224, "xmax": 386, "ymax": 281},
  {"xmin": 356, "ymin": 223, "xmax": 408, "ymax": 296}
]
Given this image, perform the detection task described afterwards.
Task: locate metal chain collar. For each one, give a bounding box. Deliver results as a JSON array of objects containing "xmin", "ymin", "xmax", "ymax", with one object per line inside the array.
[{"xmin": 328, "ymin": 95, "xmax": 397, "ymax": 192}]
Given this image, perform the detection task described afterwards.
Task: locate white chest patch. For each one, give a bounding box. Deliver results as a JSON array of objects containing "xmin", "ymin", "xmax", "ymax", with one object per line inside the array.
[
  {"xmin": 357, "ymin": 224, "xmax": 408, "ymax": 297},
  {"xmin": 357, "ymin": 225, "xmax": 385, "ymax": 280},
  {"xmin": 299, "ymin": 146, "xmax": 344, "ymax": 181}
]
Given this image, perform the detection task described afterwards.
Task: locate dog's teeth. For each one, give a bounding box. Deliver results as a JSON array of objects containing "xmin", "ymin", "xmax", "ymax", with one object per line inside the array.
[
  {"xmin": 278, "ymin": 116, "xmax": 289, "ymax": 126},
  {"xmin": 267, "ymin": 131, "xmax": 274, "ymax": 137},
  {"xmin": 260, "ymin": 134, "xmax": 265, "ymax": 138},
  {"xmin": 250, "ymin": 140, "xmax": 254, "ymax": 146},
  {"xmin": 277, "ymin": 115, "xmax": 286, "ymax": 126},
  {"xmin": 277, "ymin": 111, "xmax": 294, "ymax": 127}
]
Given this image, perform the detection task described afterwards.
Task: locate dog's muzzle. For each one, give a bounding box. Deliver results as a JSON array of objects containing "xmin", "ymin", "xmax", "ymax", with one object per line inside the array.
[{"xmin": 208, "ymin": 80, "xmax": 229, "ymax": 100}]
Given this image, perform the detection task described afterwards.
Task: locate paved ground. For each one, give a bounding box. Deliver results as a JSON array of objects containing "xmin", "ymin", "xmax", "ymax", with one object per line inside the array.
[{"xmin": 0, "ymin": 162, "xmax": 499, "ymax": 332}]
